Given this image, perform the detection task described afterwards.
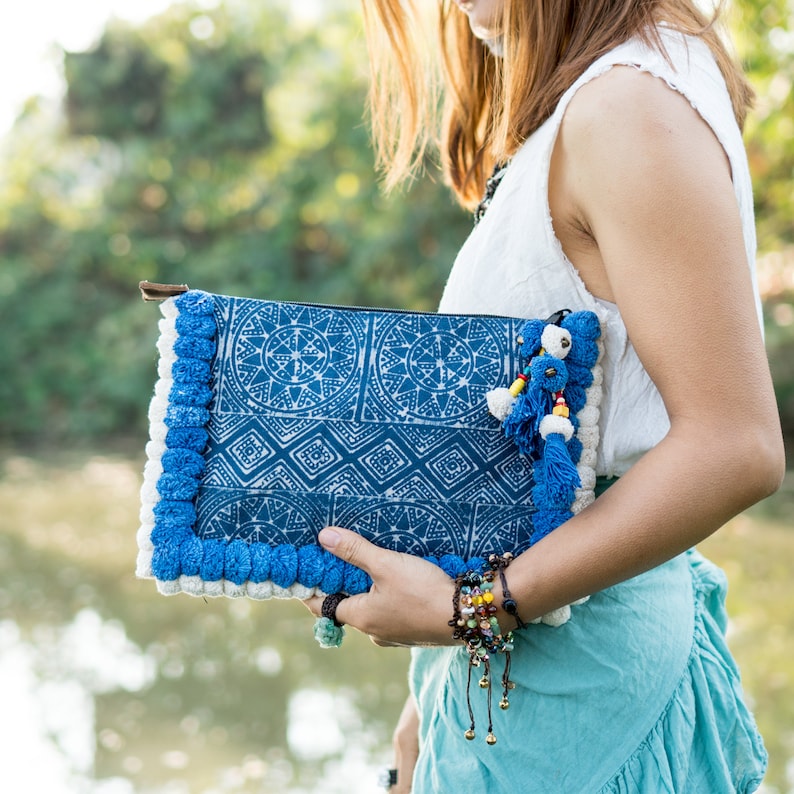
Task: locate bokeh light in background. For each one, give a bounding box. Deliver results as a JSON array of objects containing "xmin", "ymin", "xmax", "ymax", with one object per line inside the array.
[{"xmin": 1, "ymin": 0, "xmax": 793, "ymax": 791}]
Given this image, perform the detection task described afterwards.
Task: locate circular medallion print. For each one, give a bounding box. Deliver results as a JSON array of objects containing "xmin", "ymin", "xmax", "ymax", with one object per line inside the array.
[
  {"xmin": 376, "ymin": 315, "xmax": 503, "ymax": 422},
  {"xmin": 264, "ymin": 325, "xmax": 331, "ymax": 386},
  {"xmin": 229, "ymin": 301, "xmax": 360, "ymax": 413}
]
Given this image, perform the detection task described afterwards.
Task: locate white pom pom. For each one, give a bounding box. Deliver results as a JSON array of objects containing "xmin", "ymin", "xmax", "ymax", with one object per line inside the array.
[
  {"xmin": 540, "ymin": 605, "xmax": 571, "ymax": 626},
  {"xmin": 539, "ymin": 414, "xmax": 574, "ymax": 441},
  {"xmin": 571, "ymin": 596, "xmax": 590, "ymax": 606},
  {"xmin": 579, "ymin": 448, "xmax": 597, "ymax": 468},
  {"xmin": 572, "ymin": 490, "xmax": 596, "ymax": 513},
  {"xmin": 486, "ymin": 387, "xmax": 517, "ymax": 421},
  {"xmin": 577, "ymin": 404, "xmax": 600, "ymax": 427},
  {"xmin": 577, "ymin": 426, "xmax": 600, "ymax": 448},
  {"xmin": 541, "ymin": 325, "xmax": 573, "ymax": 359},
  {"xmin": 577, "ymin": 465, "xmax": 596, "ymax": 491}
]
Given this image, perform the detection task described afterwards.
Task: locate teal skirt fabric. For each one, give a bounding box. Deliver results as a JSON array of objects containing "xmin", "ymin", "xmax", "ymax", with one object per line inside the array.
[{"xmin": 409, "ymin": 550, "xmax": 766, "ymax": 793}]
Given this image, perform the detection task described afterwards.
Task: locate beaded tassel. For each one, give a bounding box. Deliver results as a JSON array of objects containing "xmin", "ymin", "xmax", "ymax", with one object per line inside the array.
[{"xmin": 451, "ymin": 557, "xmax": 516, "ymax": 745}]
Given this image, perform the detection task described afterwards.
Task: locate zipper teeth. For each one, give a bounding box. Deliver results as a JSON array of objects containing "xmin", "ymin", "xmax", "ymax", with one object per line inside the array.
[{"xmin": 219, "ymin": 292, "xmax": 520, "ymax": 322}]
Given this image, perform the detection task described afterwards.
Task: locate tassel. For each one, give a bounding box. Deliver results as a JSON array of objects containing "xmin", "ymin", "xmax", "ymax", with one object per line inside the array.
[
  {"xmin": 537, "ymin": 415, "xmax": 580, "ymax": 509},
  {"xmin": 503, "ymin": 381, "xmax": 552, "ymax": 458}
]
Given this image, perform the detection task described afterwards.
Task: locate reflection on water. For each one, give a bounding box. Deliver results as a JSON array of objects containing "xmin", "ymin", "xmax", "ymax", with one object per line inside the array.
[
  {"xmin": 0, "ymin": 453, "xmax": 408, "ymax": 793},
  {"xmin": 4, "ymin": 451, "xmax": 793, "ymax": 793}
]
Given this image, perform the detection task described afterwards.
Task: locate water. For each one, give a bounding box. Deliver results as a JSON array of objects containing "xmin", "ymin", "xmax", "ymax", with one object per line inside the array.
[
  {"xmin": 0, "ymin": 453, "xmax": 409, "ymax": 793},
  {"xmin": 2, "ymin": 451, "xmax": 793, "ymax": 792}
]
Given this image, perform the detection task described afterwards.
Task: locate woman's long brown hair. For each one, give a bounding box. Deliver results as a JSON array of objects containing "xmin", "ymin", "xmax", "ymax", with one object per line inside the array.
[{"xmin": 362, "ymin": 0, "xmax": 754, "ymax": 207}]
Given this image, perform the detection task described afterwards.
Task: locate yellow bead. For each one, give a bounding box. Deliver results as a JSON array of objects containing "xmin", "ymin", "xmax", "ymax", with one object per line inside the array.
[
  {"xmin": 472, "ymin": 595, "xmax": 483, "ymax": 606},
  {"xmin": 482, "ymin": 592, "xmax": 494, "ymax": 603},
  {"xmin": 508, "ymin": 378, "xmax": 526, "ymax": 397},
  {"xmin": 552, "ymin": 405, "xmax": 570, "ymax": 418}
]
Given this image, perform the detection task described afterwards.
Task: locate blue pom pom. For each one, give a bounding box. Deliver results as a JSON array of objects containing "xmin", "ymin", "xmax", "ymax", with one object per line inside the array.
[
  {"xmin": 529, "ymin": 355, "xmax": 568, "ymax": 392},
  {"xmin": 532, "ymin": 510, "xmax": 572, "ymax": 542},
  {"xmin": 562, "ymin": 381, "xmax": 588, "ymax": 414},
  {"xmin": 562, "ymin": 311, "xmax": 601, "ymax": 342},
  {"xmin": 465, "ymin": 557, "xmax": 486, "ymax": 574},
  {"xmin": 225, "ymin": 539, "xmax": 252, "ymax": 585},
  {"xmin": 200, "ymin": 539, "xmax": 226, "ymax": 581},
  {"xmin": 152, "ymin": 539, "xmax": 182, "ymax": 580},
  {"xmin": 174, "ymin": 335, "xmax": 216, "ymax": 361},
  {"xmin": 566, "ymin": 339, "xmax": 600, "ymax": 369},
  {"xmin": 320, "ymin": 554, "xmax": 345, "ymax": 594},
  {"xmin": 297, "ymin": 545, "xmax": 325, "ymax": 588},
  {"xmin": 166, "ymin": 427, "xmax": 208, "ymax": 453},
  {"xmin": 343, "ymin": 563, "xmax": 371, "ymax": 595},
  {"xmin": 175, "ymin": 290, "xmax": 215, "ymax": 316},
  {"xmin": 161, "ymin": 448, "xmax": 205, "ymax": 479},
  {"xmin": 154, "ymin": 499, "xmax": 197, "ymax": 524},
  {"xmin": 156, "ymin": 471, "xmax": 200, "ymax": 501},
  {"xmin": 438, "ymin": 554, "xmax": 466, "ymax": 577},
  {"xmin": 171, "ymin": 357, "xmax": 211, "ymax": 384},
  {"xmin": 150, "ymin": 519, "xmax": 193, "ymax": 546},
  {"xmin": 270, "ymin": 544, "xmax": 298, "ymax": 588},
  {"xmin": 180, "ymin": 535, "xmax": 204, "ymax": 576},
  {"xmin": 176, "ymin": 313, "xmax": 216, "ymax": 339},
  {"xmin": 249, "ymin": 543, "xmax": 272, "ymax": 583},
  {"xmin": 165, "ymin": 404, "xmax": 210, "ymax": 430},
  {"xmin": 518, "ymin": 319, "xmax": 546, "ymax": 356},
  {"xmin": 169, "ymin": 381, "xmax": 213, "ymax": 408}
]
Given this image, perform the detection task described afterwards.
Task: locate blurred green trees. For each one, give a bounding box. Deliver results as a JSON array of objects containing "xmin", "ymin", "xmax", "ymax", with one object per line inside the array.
[
  {"xmin": 0, "ymin": 0, "xmax": 469, "ymax": 442},
  {"xmin": 0, "ymin": 0, "xmax": 792, "ymax": 444}
]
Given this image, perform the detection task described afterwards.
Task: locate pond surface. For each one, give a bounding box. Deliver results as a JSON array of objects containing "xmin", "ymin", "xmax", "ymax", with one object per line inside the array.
[
  {"xmin": 1, "ymin": 451, "xmax": 793, "ymax": 792},
  {"xmin": 0, "ymin": 452, "xmax": 409, "ymax": 793}
]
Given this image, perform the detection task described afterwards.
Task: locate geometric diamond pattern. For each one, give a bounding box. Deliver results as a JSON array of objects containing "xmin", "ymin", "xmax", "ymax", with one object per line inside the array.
[{"xmin": 194, "ymin": 295, "xmax": 543, "ymax": 560}]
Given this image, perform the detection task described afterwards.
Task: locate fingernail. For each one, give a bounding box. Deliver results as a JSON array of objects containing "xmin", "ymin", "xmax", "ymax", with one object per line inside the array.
[{"xmin": 319, "ymin": 528, "xmax": 340, "ymax": 549}]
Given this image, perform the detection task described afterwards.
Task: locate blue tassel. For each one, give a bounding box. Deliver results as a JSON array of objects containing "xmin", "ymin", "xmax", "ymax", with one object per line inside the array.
[
  {"xmin": 503, "ymin": 382, "xmax": 552, "ymax": 458},
  {"xmin": 540, "ymin": 432, "xmax": 581, "ymax": 508}
]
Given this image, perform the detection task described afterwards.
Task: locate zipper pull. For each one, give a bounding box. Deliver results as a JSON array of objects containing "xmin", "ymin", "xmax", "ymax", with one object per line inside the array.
[{"xmin": 139, "ymin": 281, "xmax": 190, "ymax": 301}]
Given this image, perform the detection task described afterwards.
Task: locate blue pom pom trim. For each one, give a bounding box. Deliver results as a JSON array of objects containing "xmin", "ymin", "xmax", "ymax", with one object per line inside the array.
[
  {"xmin": 139, "ymin": 294, "xmax": 603, "ymax": 602},
  {"xmin": 139, "ymin": 290, "xmax": 503, "ymax": 600}
]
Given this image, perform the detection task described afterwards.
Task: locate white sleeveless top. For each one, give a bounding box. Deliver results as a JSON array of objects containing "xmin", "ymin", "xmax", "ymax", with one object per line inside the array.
[{"xmin": 438, "ymin": 27, "xmax": 762, "ymax": 478}]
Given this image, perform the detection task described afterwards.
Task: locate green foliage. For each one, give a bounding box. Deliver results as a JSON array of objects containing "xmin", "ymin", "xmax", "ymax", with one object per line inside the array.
[
  {"xmin": 734, "ymin": 0, "xmax": 794, "ymax": 252},
  {"xmin": 0, "ymin": 0, "xmax": 470, "ymax": 443},
  {"xmin": 0, "ymin": 0, "xmax": 792, "ymax": 445}
]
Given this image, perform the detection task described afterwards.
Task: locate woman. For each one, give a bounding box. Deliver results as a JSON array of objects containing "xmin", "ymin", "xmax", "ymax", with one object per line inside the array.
[{"xmin": 306, "ymin": 1, "xmax": 785, "ymax": 791}]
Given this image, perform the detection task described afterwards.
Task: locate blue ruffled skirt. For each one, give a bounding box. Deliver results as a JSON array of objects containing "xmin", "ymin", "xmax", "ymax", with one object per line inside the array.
[{"xmin": 409, "ymin": 551, "xmax": 766, "ymax": 793}]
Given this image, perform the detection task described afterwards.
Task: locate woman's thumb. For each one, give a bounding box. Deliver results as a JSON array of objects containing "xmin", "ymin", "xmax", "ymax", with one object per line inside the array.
[{"xmin": 318, "ymin": 526, "xmax": 379, "ymax": 573}]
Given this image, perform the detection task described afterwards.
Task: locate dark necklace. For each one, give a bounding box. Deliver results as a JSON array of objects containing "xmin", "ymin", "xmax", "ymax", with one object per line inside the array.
[{"xmin": 473, "ymin": 162, "xmax": 509, "ymax": 226}]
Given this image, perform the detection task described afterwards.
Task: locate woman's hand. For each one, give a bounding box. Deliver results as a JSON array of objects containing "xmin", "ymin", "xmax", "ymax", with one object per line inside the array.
[
  {"xmin": 304, "ymin": 527, "xmax": 457, "ymax": 647},
  {"xmin": 391, "ymin": 695, "xmax": 420, "ymax": 793}
]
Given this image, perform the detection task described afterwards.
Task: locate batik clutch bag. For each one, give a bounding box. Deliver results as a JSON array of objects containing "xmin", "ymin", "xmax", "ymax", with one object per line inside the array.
[{"xmin": 137, "ymin": 286, "xmax": 603, "ymax": 611}]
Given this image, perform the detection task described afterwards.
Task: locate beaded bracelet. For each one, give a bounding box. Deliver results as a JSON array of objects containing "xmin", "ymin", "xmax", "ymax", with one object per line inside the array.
[
  {"xmin": 496, "ymin": 552, "xmax": 529, "ymax": 631},
  {"xmin": 449, "ymin": 555, "xmax": 516, "ymax": 746}
]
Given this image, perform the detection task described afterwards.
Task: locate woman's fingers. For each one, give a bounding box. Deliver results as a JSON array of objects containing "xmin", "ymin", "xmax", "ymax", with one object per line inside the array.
[{"xmin": 317, "ymin": 525, "xmax": 390, "ymax": 575}]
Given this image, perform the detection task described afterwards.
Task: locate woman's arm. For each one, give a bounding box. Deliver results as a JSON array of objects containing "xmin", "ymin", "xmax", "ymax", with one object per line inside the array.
[
  {"xmin": 391, "ymin": 695, "xmax": 420, "ymax": 794},
  {"xmin": 306, "ymin": 67, "xmax": 785, "ymax": 644}
]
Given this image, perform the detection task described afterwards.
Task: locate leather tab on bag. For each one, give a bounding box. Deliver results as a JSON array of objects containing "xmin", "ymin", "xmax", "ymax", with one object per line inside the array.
[{"xmin": 139, "ymin": 281, "xmax": 190, "ymax": 301}]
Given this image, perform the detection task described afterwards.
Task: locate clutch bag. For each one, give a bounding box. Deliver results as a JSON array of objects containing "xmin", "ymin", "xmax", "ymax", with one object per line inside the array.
[{"xmin": 137, "ymin": 285, "xmax": 603, "ymax": 607}]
